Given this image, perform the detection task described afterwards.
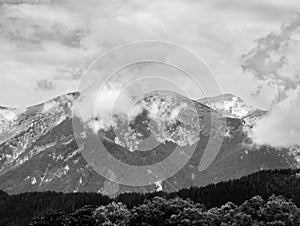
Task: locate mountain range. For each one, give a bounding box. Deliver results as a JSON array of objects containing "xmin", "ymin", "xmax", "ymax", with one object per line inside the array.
[{"xmin": 0, "ymin": 92, "xmax": 298, "ymax": 196}]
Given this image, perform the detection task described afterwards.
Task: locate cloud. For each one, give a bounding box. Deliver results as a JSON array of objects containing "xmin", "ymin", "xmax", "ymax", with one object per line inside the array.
[
  {"xmin": 242, "ymin": 14, "xmax": 300, "ymax": 146},
  {"xmin": 0, "ymin": 3, "xmax": 88, "ymax": 48},
  {"xmin": 242, "ymin": 13, "xmax": 300, "ymax": 101},
  {"xmin": 251, "ymin": 85, "xmax": 263, "ymax": 97},
  {"xmin": 0, "ymin": 0, "xmax": 51, "ymax": 5},
  {"xmin": 251, "ymin": 88, "xmax": 300, "ymax": 147},
  {"xmin": 0, "ymin": 0, "xmax": 298, "ymax": 149},
  {"xmin": 73, "ymin": 61, "xmax": 197, "ymax": 132},
  {"xmin": 0, "ymin": 0, "xmax": 299, "ymax": 109},
  {"xmin": 211, "ymin": 0, "xmax": 300, "ymax": 21},
  {"xmin": 0, "ymin": 2, "xmax": 89, "ymax": 106},
  {"xmin": 54, "ymin": 67, "xmax": 83, "ymax": 80},
  {"xmin": 36, "ymin": 79, "xmax": 55, "ymax": 91}
]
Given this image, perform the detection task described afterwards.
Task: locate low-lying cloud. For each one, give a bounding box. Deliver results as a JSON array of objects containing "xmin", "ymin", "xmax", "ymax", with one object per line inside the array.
[
  {"xmin": 242, "ymin": 14, "xmax": 300, "ymax": 147},
  {"xmin": 251, "ymin": 88, "xmax": 300, "ymax": 146}
]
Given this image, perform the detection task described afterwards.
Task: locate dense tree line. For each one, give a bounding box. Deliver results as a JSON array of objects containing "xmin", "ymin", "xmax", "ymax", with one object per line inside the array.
[
  {"xmin": 30, "ymin": 195, "xmax": 300, "ymax": 225},
  {"xmin": 1, "ymin": 168, "xmax": 300, "ymax": 225},
  {"xmin": 115, "ymin": 168, "xmax": 300, "ymax": 209},
  {"xmin": 0, "ymin": 192, "xmax": 111, "ymax": 226}
]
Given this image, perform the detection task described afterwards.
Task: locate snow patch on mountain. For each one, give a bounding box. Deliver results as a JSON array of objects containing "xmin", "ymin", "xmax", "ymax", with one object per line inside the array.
[
  {"xmin": 198, "ymin": 94, "xmax": 259, "ymax": 119},
  {"xmin": 198, "ymin": 94, "xmax": 268, "ymax": 139},
  {"xmin": 0, "ymin": 108, "xmax": 17, "ymax": 121},
  {"xmin": 0, "ymin": 107, "xmax": 20, "ymax": 135}
]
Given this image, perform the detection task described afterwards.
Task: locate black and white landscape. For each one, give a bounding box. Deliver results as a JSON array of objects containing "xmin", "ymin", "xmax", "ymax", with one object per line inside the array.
[{"xmin": 0, "ymin": 0, "xmax": 300, "ymax": 225}]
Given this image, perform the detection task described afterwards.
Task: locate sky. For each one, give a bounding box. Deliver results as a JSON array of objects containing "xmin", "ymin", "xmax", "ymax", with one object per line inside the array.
[{"xmin": 0, "ymin": 0, "xmax": 300, "ymax": 146}]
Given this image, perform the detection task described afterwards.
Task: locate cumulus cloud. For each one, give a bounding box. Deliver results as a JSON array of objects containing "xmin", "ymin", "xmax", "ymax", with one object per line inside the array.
[
  {"xmin": 242, "ymin": 14, "xmax": 300, "ymax": 146},
  {"xmin": 251, "ymin": 88, "xmax": 300, "ymax": 146},
  {"xmin": 242, "ymin": 13, "xmax": 300, "ymax": 99}
]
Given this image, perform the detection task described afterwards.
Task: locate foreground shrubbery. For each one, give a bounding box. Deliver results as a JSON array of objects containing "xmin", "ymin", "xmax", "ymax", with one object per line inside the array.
[{"xmin": 30, "ymin": 194, "xmax": 300, "ymax": 226}]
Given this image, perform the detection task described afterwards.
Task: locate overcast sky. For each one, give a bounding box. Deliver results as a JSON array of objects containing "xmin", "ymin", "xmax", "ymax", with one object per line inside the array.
[
  {"xmin": 0, "ymin": 0, "xmax": 299, "ymax": 109},
  {"xmin": 1, "ymin": 0, "xmax": 300, "ymax": 146}
]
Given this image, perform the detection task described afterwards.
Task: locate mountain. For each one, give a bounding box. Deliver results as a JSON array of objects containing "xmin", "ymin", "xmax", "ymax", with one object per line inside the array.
[
  {"xmin": 242, "ymin": 108, "xmax": 268, "ymax": 127},
  {"xmin": 0, "ymin": 106, "xmax": 18, "ymax": 136},
  {"xmin": 0, "ymin": 92, "xmax": 297, "ymax": 196},
  {"xmin": 198, "ymin": 93, "xmax": 267, "ymax": 120},
  {"xmin": 98, "ymin": 91, "xmax": 202, "ymax": 151}
]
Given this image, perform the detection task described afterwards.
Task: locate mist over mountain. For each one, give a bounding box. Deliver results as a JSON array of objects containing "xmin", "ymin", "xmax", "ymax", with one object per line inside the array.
[
  {"xmin": 0, "ymin": 91, "xmax": 298, "ymax": 196},
  {"xmin": 0, "ymin": 1, "xmax": 299, "ymax": 225}
]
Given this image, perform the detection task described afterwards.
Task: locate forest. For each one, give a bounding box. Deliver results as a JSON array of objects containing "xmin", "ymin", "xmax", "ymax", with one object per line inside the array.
[
  {"xmin": 30, "ymin": 194, "xmax": 300, "ymax": 226},
  {"xmin": 1, "ymin": 168, "xmax": 300, "ymax": 226}
]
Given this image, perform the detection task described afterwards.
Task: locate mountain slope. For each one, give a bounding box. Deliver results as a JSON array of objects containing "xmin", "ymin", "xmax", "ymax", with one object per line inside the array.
[{"xmin": 0, "ymin": 92, "xmax": 297, "ymax": 195}]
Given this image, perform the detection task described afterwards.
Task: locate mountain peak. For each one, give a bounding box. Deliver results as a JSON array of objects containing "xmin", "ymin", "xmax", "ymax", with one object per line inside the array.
[{"xmin": 198, "ymin": 93, "xmax": 257, "ymax": 119}]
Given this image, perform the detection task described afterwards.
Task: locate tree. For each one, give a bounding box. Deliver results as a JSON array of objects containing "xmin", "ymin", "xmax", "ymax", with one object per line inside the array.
[{"xmin": 93, "ymin": 202, "xmax": 130, "ymax": 226}]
